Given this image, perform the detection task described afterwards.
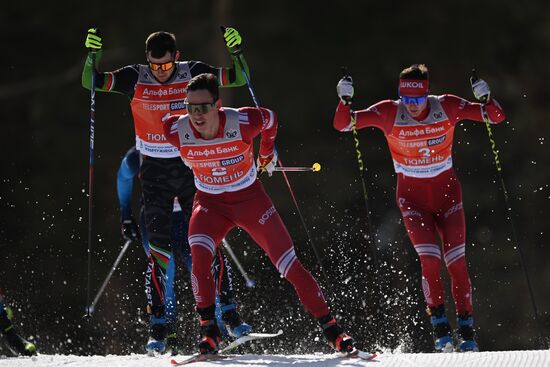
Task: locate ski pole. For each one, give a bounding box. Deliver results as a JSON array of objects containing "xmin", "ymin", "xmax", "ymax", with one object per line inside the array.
[
  {"xmin": 219, "ymin": 26, "xmax": 334, "ymax": 292},
  {"xmin": 85, "ymin": 239, "xmax": 132, "ymax": 315},
  {"xmin": 272, "ymin": 163, "xmax": 321, "ymax": 172},
  {"xmin": 341, "ymin": 67, "xmax": 380, "ymax": 274},
  {"xmin": 84, "ymin": 50, "xmax": 97, "ymax": 319},
  {"xmin": 340, "ymin": 67, "xmax": 384, "ymax": 340},
  {"xmin": 471, "ymin": 69, "xmax": 547, "ymax": 348},
  {"xmin": 276, "ymin": 156, "xmax": 332, "ymax": 292},
  {"xmin": 221, "ymin": 239, "xmax": 256, "ymax": 288},
  {"xmin": 219, "ymin": 26, "xmax": 260, "ymax": 108}
]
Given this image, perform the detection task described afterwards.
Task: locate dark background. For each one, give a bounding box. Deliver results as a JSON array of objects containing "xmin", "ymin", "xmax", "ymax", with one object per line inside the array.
[{"xmin": 1, "ymin": 0, "xmax": 549, "ymax": 355}]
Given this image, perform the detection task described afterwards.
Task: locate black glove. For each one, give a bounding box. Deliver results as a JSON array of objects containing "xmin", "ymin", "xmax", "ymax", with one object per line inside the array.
[{"xmin": 121, "ymin": 217, "xmax": 140, "ymax": 241}]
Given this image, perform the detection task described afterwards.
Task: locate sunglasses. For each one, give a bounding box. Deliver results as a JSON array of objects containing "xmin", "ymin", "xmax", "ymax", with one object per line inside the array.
[
  {"xmin": 400, "ymin": 95, "xmax": 428, "ymax": 105},
  {"xmin": 186, "ymin": 102, "xmax": 216, "ymax": 114},
  {"xmin": 149, "ymin": 61, "xmax": 175, "ymax": 71}
]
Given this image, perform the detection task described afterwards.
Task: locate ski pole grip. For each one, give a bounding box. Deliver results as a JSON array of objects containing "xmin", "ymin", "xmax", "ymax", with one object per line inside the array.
[
  {"xmin": 470, "ymin": 68, "xmax": 478, "ymax": 83},
  {"xmin": 341, "ymin": 66, "xmax": 349, "ymax": 78}
]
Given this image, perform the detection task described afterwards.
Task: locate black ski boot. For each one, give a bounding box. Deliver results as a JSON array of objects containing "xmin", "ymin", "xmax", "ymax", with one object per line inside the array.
[
  {"xmin": 146, "ymin": 323, "xmax": 168, "ymax": 354},
  {"xmin": 428, "ymin": 305, "xmax": 453, "ymax": 352},
  {"xmin": 221, "ymin": 303, "xmax": 252, "ymax": 338},
  {"xmin": 197, "ymin": 320, "xmax": 222, "ymax": 354},
  {"xmin": 456, "ymin": 313, "xmax": 479, "ymax": 352},
  {"xmin": 145, "ymin": 305, "xmax": 167, "ymax": 354},
  {"xmin": 197, "ymin": 305, "xmax": 221, "ymax": 354},
  {"xmin": 318, "ymin": 314, "xmax": 355, "ymax": 354},
  {"xmin": 165, "ymin": 324, "xmax": 181, "ymax": 356}
]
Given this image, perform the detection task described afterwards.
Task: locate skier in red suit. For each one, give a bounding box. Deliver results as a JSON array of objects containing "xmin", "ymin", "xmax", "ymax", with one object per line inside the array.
[
  {"xmin": 164, "ymin": 73, "xmax": 357, "ymax": 355},
  {"xmin": 333, "ymin": 64, "xmax": 505, "ymax": 352}
]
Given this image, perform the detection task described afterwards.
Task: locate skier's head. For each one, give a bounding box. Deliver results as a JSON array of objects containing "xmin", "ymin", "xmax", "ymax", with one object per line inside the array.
[
  {"xmin": 145, "ymin": 31, "xmax": 179, "ymax": 82},
  {"xmin": 185, "ymin": 73, "xmax": 222, "ymax": 139},
  {"xmin": 399, "ymin": 64, "xmax": 429, "ymax": 118}
]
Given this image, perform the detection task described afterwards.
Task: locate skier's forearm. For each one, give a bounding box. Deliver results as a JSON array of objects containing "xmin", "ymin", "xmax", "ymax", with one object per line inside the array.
[
  {"xmin": 259, "ymin": 108, "xmax": 277, "ymax": 156},
  {"xmin": 484, "ymin": 98, "xmax": 506, "ymax": 124},
  {"xmin": 117, "ymin": 153, "xmax": 139, "ymax": 219},
  {"xmin": 334, "ymin": 100, "xmax": 394, "ymax": 134},
  {"xmin": 82, "ymin": 51, "xmax": 110, "ymax": 91},
  {"xmin": 162, "ymin": 116, "xmax": 182, "ymax": 148},
  {"xmin": 220, "ymin": 52, "xmax": 251, "ymax": 87},
  {"xmin": 333, "ymin": 102, "xmax": 354, "ymax": 132},
  {"xmin": 117, "ymin": 172, "xmax": 134, "ymax": 219},
  {"xmin": 450, "ymin": 95, "xmax": 506, "ymax": 125}
]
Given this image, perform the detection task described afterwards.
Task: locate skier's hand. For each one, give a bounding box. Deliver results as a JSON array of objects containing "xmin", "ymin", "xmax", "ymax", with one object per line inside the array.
[
  {"xmin": 121, "ymin": 217, "xmax": 140, "ymax": 241},
  {"xmin": 337, "ymin": 76, "xmax": 354, "ymax": 104},
  {"xmin": 85, "ymin": 28, "xmax": 102, "ymax": 50},
  {"xmin": 257, "ymin": 149, "xmax": 278, "ymax": 176},
  {"xmin": 471, "ymin": 78, "xmax": 491, "ymax": 103},
  {"xmin": 224, "ymin": 27, "xmax": 242, "ymax": 49}
]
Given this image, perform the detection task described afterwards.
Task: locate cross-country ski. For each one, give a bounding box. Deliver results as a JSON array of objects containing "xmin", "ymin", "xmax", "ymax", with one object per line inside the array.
[{"xmin": 170, "ymin": 330, "xmax": 283, "ymax": 365}]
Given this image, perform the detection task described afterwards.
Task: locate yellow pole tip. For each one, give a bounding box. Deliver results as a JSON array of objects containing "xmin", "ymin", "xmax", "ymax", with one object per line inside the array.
[{"xmin": 312, "ymin": 163, "xmax": 321, "ymax": 172}]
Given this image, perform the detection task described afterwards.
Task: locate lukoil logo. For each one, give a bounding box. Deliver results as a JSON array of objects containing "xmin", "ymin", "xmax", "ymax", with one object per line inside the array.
[{"xmin": 400, "ymin": 81, "xmax": 425, "ymax": 89}]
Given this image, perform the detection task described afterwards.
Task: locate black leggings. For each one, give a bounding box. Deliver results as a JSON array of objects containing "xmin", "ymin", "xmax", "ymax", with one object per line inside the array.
[
  {"xmin": 139, "ymin": 156, "xmax": 237, "ymax": 317},
  {"xmin": 140, "ymin": 156, "xmax": 195, "ymax": 315}
]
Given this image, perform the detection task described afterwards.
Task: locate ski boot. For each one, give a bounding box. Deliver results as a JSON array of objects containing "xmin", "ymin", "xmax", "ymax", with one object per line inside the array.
[
  {"xmin": 197, "ymin": 319, "xmax": 222, "ymax": 354},
  {"xmin": 165, "ymin": 325, "xmax": 181, "ymax": 356},
  {"xmin": 456, "ymin": 314, "xmax": 479, "ymax": 352},
  {"xmin": 221, "ymin": 303, "xmax": 252, "ymax": 338},
  {"xmin": 428, "ymin": 305, "xmax": 454, "ymax": 353},
  {"xmin": 145, "ymin": 306, "xmax": 168, "ymax": 354},
  {"xmin": 318, "ymin": 314, "xmax": 355, "ymax": 354},
  {"xmin": 146, "ymin": 322, "xmax": 168, "ymax": 354},
  {"xmin": 0, "ymin": 304, "xmax": 36, "ymax": 356},
  {"xmin": 197, "ymin": 305, "xmax": 222, "ymax": 354}
]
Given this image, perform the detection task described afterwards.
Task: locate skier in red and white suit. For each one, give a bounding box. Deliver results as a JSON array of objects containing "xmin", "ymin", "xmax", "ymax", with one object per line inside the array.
[
  {"xmin": 333, "ymin": 64, "xmax": 505, "ymax": 352},
  {"xmin": 164, "ymin": 73, "xmax": 357, "ymax": 355}
]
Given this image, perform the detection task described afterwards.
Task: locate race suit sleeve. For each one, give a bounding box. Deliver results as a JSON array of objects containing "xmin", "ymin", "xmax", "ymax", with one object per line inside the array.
[
  {"xmin": 439, "ymin": 94, "xmax": 506, "ymax": 125},
  {"xmin": 238, "ymin": 107, "xmax": 277, "ymax": 156},
  {"xmin": 117, "ymin": 147, "xmax": 140, "ymax": 220},
  {"xmin": 333, "ymin": 100, "xmax": 397, "ymax": 135},
  {"xmin": 162, "ymin": 115, "xmax": 183, "ymax": 148},
  {"xmin": 81, "ymin": 50, "xmax": 139, "ymax": 96},
  {"xmin": 188, "ymin": 55, "xmax": 250, "ymax": 88}
]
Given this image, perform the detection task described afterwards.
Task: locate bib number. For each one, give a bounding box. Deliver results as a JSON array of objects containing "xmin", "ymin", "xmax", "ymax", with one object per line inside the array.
[{"xmin": 418, "ymin": 148, "xmax": 431, "ymax": 158}]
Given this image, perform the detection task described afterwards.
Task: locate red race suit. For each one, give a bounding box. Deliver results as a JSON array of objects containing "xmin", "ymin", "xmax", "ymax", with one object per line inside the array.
[
  {"xmin": 164, "ymin": 107, "xmax": 330, "ymax": 318},
  {"xmin": 334, "ymin": 95, "xmax": 505, "ymax": 314}
]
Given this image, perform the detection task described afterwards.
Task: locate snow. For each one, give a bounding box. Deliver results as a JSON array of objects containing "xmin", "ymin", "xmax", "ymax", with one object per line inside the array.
[{"xmin": 1, "ymin": 350, "xmax": 549, "ymax": 367}]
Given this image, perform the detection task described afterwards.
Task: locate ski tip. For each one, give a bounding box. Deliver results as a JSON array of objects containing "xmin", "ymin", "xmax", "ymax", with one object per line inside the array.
[
  {"xmin": 366, "ymin": 352, "xmax": 378, "ymax": 360},
  {"xmin": 347, "ymin": 349, "xmax": 377, "ymax": 361},
  {"xmin": 357, "ymin": 350, "xmax": 377, "ymax": 361}
]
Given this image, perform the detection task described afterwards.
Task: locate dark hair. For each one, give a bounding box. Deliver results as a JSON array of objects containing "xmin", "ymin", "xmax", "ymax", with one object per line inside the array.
[
  {"xmin": 145, "ymin": 31, "xmax": 176, "ymax": 58},
  {"xmin": 399, "ymin": 64, "xmax": 429, "ymax": 80},
  {"xmin": 186, "ymin": 73, "xmax": 219, "ymax": 101}
]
